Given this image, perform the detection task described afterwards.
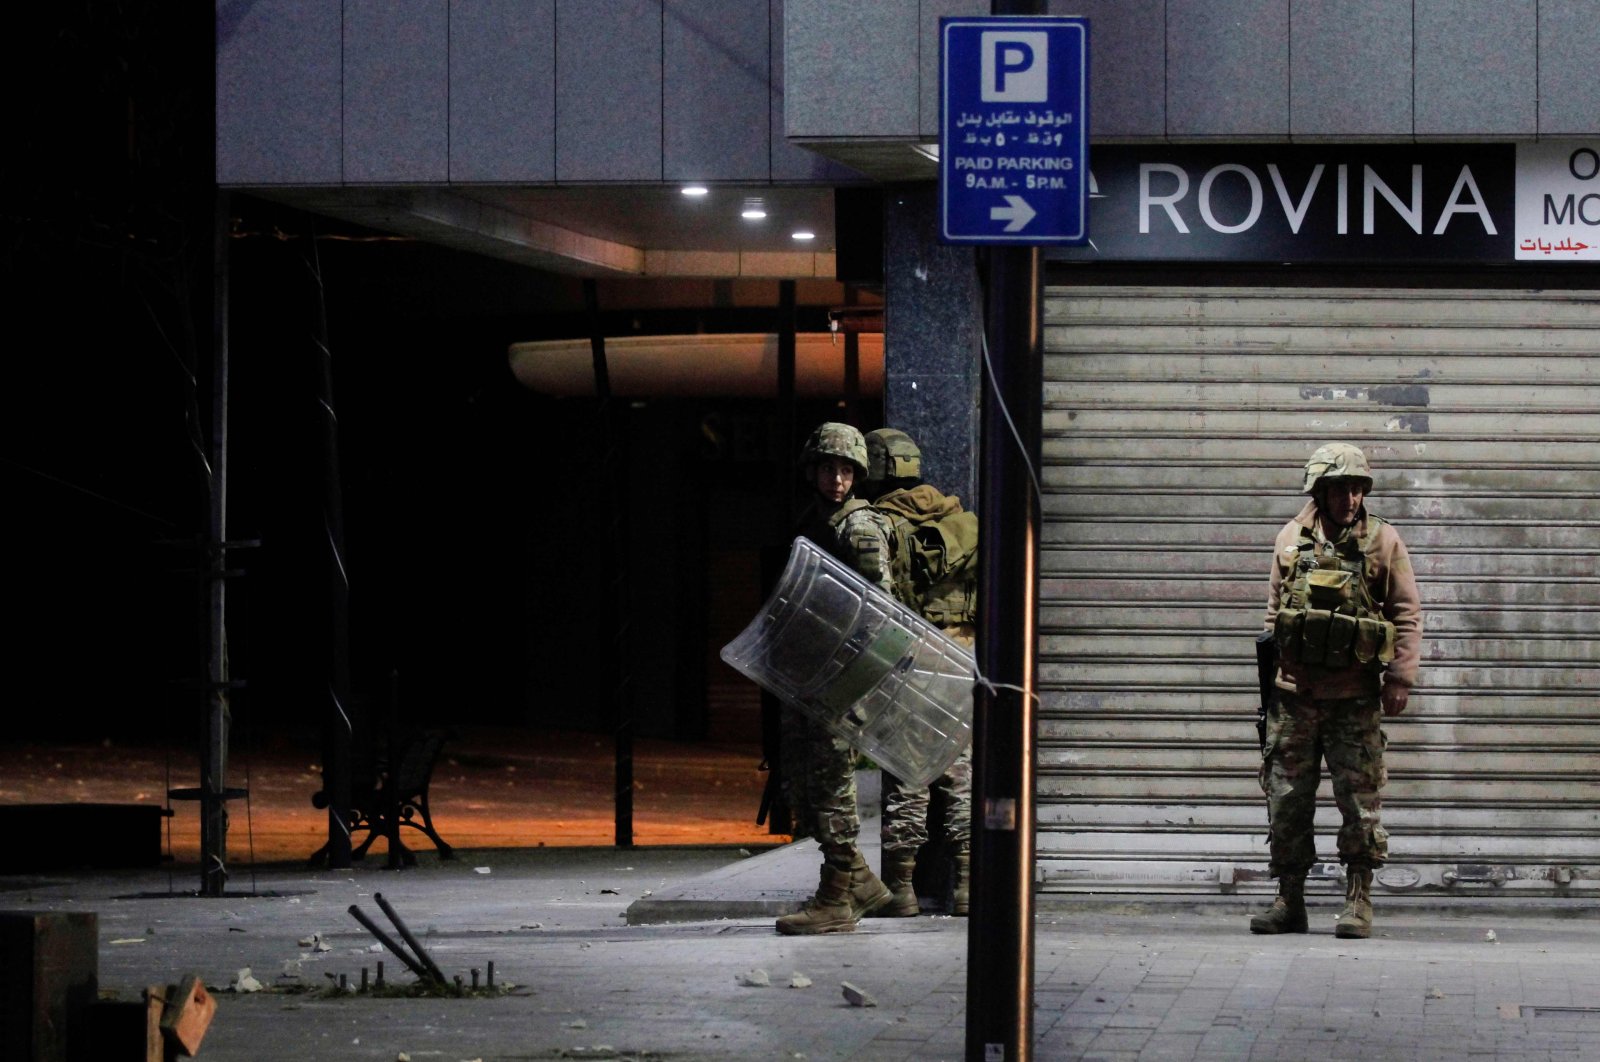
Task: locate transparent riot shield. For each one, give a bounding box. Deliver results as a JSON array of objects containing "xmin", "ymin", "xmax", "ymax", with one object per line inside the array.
[{"xmin": 720, "ymin": 536, "xmax": 974, "ymax": 787}]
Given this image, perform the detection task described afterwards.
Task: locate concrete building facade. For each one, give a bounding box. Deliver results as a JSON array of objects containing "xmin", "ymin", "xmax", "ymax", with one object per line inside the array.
[{"xmin": 217, "ymin": 1, "xmax": 1600, "ymax": 895}]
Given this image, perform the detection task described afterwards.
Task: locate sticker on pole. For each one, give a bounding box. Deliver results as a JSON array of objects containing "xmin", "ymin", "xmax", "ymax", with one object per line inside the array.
[{"xmin": 940, "ymin": 16, "xmax": 1089, "ymax": 245}]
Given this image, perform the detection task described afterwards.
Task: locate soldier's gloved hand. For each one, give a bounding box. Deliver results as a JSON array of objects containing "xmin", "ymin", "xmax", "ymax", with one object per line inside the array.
[{"xmin": 1380, "ymin": 683, "xmax": 1409, "ymax": 717}]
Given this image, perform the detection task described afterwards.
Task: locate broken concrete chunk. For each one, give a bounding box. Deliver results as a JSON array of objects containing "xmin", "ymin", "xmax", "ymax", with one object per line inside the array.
[
  {"xmin": 841, "ymin": 981, "xmax": 877, "ymax": 1007},
  {"xmin": 789, "ymin": 972, "xmax": 813, "ymax": 989},
  {"xmin": 231, "ymin": 968, "xmax": 264, "ymax": 993},
  {"xmin": 735, "ymin": 968, "xmax": 771, "ymax": 987}
]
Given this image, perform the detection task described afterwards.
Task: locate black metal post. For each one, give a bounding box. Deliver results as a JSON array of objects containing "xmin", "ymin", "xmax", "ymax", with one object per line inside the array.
[
  {"xmin": 967, "ymin": 4, "xmax": 1046, "ymax": 1049},
  {"xmin": 778, "ymin": 278, "xmax": 798, "ymax": 433},
  {"xmin": 347, "ymin": 905, "xmax": 437, "ymax": 985},
  {"xmin": 385, "ymin": 669, "xmax": 405, "ymax": 869},
  {"xmin": 585, "ymin": 279, "xmax": 634, "ymax": 848},
  {"xmin": 967, "ymin": 246, "xmax": 1042, "ymax": 1060},
  {"xmin": 311, "ymin": 233, "xmax": 354, "ymax": 870},
  {"xmin": 200, "ymin": 188, "xmax": 232, "ymax": 897},
  {"xmin": 372, "ymin": 893, "xmax": 448, "ymax": 984}
]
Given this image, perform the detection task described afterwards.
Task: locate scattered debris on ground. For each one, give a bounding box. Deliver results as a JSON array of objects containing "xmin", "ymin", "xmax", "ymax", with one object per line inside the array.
[{"xmin": 841, "ymin": 981, "xmax": 877, "ymax": 1007}]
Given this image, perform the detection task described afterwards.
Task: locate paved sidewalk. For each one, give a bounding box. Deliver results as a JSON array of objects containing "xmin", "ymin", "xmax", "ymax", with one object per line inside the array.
[{"xmin": 5, "ymin": 840, "xmax": 1600, "ymax": 1061}]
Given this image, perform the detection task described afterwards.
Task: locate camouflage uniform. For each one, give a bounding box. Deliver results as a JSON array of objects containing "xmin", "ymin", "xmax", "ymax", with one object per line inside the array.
[
  {"xmin": 1252, "ymin": 443, "xmax": 1422, "ymax": 939},
  {"xmin": 1259, "ymin": 692, "xmax": 1387, "ymax": 873},
  {"xmin": 836, "ymin": 429, "xmax": 976, "ymax": 916},
  {"xmin": 782, "ymin": 434, "xmax": 865, "ymax": 851},
  {"xmin": 779, "ymin": 645, "xmax": 860, "ymax": 853},
  {"xmin": 774, "ymin": 422, "xmax": 891, "ymax": 935}
]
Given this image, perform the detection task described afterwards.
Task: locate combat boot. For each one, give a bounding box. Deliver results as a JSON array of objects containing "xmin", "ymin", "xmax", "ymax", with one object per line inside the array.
[
  {"xmin": 874, "ymin": 848, "xmax": 920, "ymax": 917},
  {"xmin": 950, "ymin": 846, "xmax": 970, "ymax": 917},
  {"xmin": 1249, "ymin": 872, "xmax": 1308, "ymax": 934},
  {"xmin": 839, "ymin": 846, "xmax": 893, "ymax": 920},
  {"xmin": 1334, "ymin": 867, "xmax": 1374, "ymax": 939},
  {"xmin": 776, "ymin": 847, "xmax": 891, "ymax": 935}
]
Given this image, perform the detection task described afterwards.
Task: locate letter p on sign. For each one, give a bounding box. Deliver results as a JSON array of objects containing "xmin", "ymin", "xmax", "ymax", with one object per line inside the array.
[{"xmin": 981, "ymin": 31, "xmax": 1048, "ymax": 101}]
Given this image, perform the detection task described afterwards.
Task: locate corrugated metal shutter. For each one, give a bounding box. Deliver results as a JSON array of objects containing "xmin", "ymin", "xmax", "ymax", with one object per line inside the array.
[{"xmin": 1038, "ymin": 286, "xmax": 1600, "ymax": 898}]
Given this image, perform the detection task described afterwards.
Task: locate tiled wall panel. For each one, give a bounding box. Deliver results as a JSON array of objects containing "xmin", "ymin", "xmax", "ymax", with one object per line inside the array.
[
  {"xmin": 1056, "ymin": 0, "xmax": 1165, "ymax": 140},
  {"xmin": 666, "ymin": 0, "xmax": 770, "ymax": 181},
  {"xmin": 1538, "ymin": 0, "xmax": 1600, "ymax": 136},
  {"xmin": 1168, "ymin": 0, "xmax": 1289, "ymax": 137},
  {"xmin": 449, "ymin": 0, "xmax": 555, "ymax": 182},
  {"xmin": 556, "ymin": 0, "xmax": 663, "ymax": 181},
  {"xmin": 1415, "ymin": 0, "xmax": 1536, "ymax": 137},
  {"xmin": 216, "ymin": 0, "xmax": 342, "ymax": 184},
  {"xmin": 785, "ymin": 0, "xmax": 919, "ymax": 138},
  {"xmin": 343, "ymin": 0, "xmax": 448, "ymax": 183},
  {"xmin": 1290, "ymin": 0, "xmax": 1412, "ymax": 138}
]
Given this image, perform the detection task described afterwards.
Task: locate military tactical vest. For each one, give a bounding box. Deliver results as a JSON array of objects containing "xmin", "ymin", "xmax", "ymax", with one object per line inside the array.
[{"xmin": 1274, "ymin": 515, "xmax": 1397, "ymax": 670}]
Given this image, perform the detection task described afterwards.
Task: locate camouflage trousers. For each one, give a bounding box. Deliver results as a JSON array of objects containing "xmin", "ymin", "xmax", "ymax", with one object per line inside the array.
[
  {"xmin": 779, "ymin": 705, "xmax": 859, "ymax": 847},
  {"xmin": 883, "ymin": 623, "xmax": 974, "ymax": 854},
  {"xmin": 1259, "ymin": 689, "xmax": 1389, "ymax": 876},
  {"xmin": 882, "ymin": 746, "xmax": 972, "ymax": 854}
]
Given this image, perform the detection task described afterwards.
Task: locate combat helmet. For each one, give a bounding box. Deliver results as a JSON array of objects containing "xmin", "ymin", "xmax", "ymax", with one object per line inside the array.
[
  {"xmin": 1301, "ymin": 442, "xmax": 1374, "ymax": 495},
  {"xmin": 800, "ymin": 421, "xmax": 868, "ymax": 477},
  {"xmin": 865, "ymin": 428, "xmax": 922, "ymax": 483}
]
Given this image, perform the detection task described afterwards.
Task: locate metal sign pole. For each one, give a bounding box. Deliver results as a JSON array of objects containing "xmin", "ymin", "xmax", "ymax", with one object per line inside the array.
[
  {"xmin": 964, "ymin": 2, "xmax": 1049, "ymax": 1057},
  {"xmin": 967, "ymin": 242, "xmax": 1042, "ymax": 1062}
]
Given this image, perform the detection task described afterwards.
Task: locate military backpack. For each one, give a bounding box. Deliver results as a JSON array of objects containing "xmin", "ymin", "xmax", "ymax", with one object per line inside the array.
[{"xmin": 871, "ymin": 488, "xmax": 979, "ymax": 627}]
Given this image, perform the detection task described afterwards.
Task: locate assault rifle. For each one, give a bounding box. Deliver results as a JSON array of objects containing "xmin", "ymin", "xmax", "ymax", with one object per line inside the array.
[{"xmin": 1254, "ymin": 629, "xmax": 1277, "ymax": 750}]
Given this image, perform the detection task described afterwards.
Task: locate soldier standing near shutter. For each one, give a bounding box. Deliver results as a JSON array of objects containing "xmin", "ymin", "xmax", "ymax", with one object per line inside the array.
[
  {"xmin": 837, "ymin": 428, "xmax": 978, "ymax": 918},
  {"xmin": 1252, "ymin": 443, "xmax": 1423, "ymax": 938}
]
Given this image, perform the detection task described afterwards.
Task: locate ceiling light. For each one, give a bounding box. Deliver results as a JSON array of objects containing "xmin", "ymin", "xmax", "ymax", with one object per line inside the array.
[
  {"xmin": 791, "ymin": 230, "xmax": 816, "ymax": 241},
  {"xmin": 680, "ymin": 185, "xmax": 709, "ymax": 197},
  {"xmin": 741, "ymin": 197, "xmax": 767, "ymax": 220}
]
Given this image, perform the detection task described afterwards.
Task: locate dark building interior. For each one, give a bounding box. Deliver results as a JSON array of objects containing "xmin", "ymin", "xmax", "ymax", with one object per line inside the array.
[{"xmin": 4, "ymin": 4, "xmax": 879, "ymax": 778}]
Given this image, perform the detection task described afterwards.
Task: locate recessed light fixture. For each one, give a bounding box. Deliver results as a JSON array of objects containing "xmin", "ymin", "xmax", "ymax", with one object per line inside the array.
[
  {"xmin": 791, "ymin": 230, "xmax": 816, "ymax": 241},
  {"xmin": 741, "ymin": 197, "xmax": 767, "ymax": 220},
  {"xmin": 680, "ymin": 184, "xmax": 709, "ymax": 197}
]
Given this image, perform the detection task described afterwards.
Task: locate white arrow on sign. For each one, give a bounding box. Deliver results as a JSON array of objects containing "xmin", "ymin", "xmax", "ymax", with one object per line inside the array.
[{"xmin": 990, "ymin": 195, "xmax": 1036, "ymax": 232}]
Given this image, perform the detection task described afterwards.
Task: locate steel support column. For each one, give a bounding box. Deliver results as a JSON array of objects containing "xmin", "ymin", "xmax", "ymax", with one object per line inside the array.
[{"xmin": 586, "ymin": 279, "xmax": 634, "ymax": 848}]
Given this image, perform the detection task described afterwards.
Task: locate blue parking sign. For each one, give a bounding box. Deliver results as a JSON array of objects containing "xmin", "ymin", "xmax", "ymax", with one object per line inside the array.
[{"xmin": 940, "ymin": 17, "xmax": 1089, "ymax": 245}]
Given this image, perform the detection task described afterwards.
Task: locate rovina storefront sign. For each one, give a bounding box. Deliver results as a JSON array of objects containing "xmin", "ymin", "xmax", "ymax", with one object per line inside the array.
[{"xmin": 1052, "ymin": 143, "xmax": 1600, "ymax": 263}]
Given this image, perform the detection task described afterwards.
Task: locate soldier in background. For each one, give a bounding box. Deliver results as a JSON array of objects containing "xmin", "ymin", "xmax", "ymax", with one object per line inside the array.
[
  {"xmin": 836, "ymin": 428, "xmax": 978, "ymax": 917},
  {"xmin": 1253, "ymin": 442, "xmax": 1422, "ymax": 939},
  {"xmin": 774, "ymin": 423, "xmax": 893, "ymax": 935}
]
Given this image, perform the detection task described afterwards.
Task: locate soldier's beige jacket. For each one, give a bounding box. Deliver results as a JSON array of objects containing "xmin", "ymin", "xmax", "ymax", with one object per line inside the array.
[{"xmin": 1265, "ymin": 500, "xmax": 1423, "ymax": 700}]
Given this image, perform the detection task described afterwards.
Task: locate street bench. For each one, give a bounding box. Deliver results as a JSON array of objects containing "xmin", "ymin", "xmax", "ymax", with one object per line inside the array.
[{"xmin": 309, "ymin": 728, "xmax": 455, "ymax": 868}]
